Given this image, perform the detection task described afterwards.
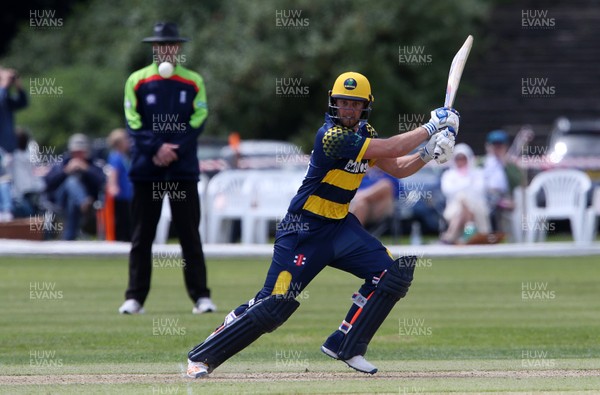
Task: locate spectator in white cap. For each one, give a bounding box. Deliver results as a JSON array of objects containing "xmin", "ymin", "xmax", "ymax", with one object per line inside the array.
[
  {"xmin": 440, "ymin": 143, "xmax": 490, "ymax": 244},
  {"xmin": 44, "ymin": 133, "xmax": 106, "ymax": 240}
]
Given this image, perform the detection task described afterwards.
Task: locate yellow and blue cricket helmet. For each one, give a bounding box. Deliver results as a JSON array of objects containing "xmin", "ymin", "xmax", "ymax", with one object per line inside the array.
[{"xmin": 328, "ymin": 71, "xmax": 374, "ymax": 123}]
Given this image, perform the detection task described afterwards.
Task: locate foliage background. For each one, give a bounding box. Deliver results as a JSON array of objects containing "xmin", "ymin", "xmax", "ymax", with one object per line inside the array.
[{"xmin": 3, "ymin": 0, "xmax": 490, "ymax": 151}]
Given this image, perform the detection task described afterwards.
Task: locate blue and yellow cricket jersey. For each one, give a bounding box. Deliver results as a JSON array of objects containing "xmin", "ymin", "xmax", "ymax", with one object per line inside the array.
[{"xmin": 288, "ymin": 114, "xmax": 378, "ymax": 220}]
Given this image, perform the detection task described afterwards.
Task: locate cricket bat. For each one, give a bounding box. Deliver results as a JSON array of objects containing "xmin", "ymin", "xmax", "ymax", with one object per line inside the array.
[{"xmin": 434, "ymin": 35, "xmax": 473, "ymax": 157}]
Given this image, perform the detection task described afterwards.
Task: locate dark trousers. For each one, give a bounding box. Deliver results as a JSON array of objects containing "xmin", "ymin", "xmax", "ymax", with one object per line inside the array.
[
  {"xmin": 233, "ymin": 213, "xmax": 394, "ymax": 318},
  {"xmin": 125, "ymin": 181, "xmax": 210, "ymax": 305},
  {"xmin": 114, "ymin": 199, "xmax": 132, "ymax": 242}
]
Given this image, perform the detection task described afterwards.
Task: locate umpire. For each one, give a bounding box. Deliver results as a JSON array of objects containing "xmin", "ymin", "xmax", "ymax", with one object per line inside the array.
[{"xmin": 119, "ymin": 22, "xmax": 216, "ymax": 315}]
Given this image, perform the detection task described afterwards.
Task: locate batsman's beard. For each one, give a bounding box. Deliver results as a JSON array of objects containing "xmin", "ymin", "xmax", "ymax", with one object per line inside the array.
[{"xmin": 340, "ymin": 116, "xmax": 359, "ymax": 128}]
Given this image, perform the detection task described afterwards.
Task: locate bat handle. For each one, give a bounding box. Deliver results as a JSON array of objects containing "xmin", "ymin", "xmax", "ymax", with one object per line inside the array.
[
  {"xmin": 432, "ymin": 126, "xmax": 452, "ymax": 159},
  {"xmin": 433, "ymin": 145, "xmax": 442, "ymax": 159}
]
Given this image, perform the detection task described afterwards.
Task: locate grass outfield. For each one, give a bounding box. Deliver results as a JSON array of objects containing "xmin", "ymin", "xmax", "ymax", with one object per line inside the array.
[{"xmin": 1, "ymin": 255, "xmax": 599, "ymax": 394}]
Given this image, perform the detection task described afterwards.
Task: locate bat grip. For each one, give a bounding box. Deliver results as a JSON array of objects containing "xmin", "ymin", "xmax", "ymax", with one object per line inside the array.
[{"xmin": 432, "ymin": 127, "xmax": 451, "ymax": 158}]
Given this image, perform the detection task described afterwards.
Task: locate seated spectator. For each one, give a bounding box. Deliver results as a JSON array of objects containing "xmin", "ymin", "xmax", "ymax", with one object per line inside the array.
[
  {"xmin": 10, "ymin": 128, "xmax": 45, "ymax": 217},
  {"xmin": 44, "ymin": 133, "xmax": 106, "ymax": 240},
  {"xmin": 483, "ymin": 130, "xmax": 523, "ymax": 235},
  {"xmin": 440, "ymin": 143, "xmax": 490, "ymax": 244},
  {"xmin": 350, "ymin": 166, "xmax": 399, "ymax": 227},
  {"xmin": 106, "ymin": 128, "xmax": 133, "ymax": 241}
]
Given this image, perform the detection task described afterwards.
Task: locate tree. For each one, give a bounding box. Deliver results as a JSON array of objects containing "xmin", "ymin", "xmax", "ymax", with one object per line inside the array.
[{"xmin": 4, "ymin": 0, "xmax": 490, "ymax": 151}]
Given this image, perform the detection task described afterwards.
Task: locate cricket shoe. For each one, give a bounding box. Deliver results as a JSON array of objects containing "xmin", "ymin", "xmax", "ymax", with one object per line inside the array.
[
  {"xmin": 192, "ymin": 297, "xmax": 217, "ymax": 314},
  {"xmin": 321, "ymin": 330, "xmax": 378, "ymax": 374},
  {"xmin": 321, "ymin": 345, "xmax": 378, "ymax": 374},
  {"xmin": 118, "ymin": 299, "xmax": 145, "ymax": 314},
  {"xmin": 186, "ymin": 359, "xmax": 209, "ymax": 378}
]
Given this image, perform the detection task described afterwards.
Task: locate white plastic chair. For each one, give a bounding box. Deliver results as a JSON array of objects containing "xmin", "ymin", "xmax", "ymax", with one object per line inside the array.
[
  {"xmin": 205, "ymin": 170, "xmax": 254, "ymax": 243},
  {"xmin": 154, "ymin": 174, "xmax": 210, "ymax": 244},
  {"xmin": 242, "ymin": 170, "xmax": 305, "ymax": 244},
  {"xmin": 524, "ymin": 169, "xmax": 591, "ymax": 243},
  {"xmin": 511, "ymin": 186, "xmax": 525, "ymax": 243},
  {"xmin": 583, "ymin": 186, "xmax": 600, "ymax": 243},
  {"xmin": 198, "ymin": 173, "xmax": 210, "ymax": 241}
]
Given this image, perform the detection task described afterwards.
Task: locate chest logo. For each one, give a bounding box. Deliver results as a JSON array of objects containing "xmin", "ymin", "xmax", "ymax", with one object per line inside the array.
[
  {"xmin": 344, "ymin": 159, "xmax": 369, "ymax": 174},
  {"xmin": 145, "ymin": 94, "xmax": 156, "ymax": 105}
]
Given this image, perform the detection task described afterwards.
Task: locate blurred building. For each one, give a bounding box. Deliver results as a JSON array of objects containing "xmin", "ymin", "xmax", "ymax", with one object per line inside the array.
[{"xmin": 459, "ymin": 0, "xmax": 600, "ymax": 154}]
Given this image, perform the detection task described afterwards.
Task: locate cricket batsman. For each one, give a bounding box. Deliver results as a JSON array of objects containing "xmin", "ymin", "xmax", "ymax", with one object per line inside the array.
[{"xmin": 187, "ymin": 72, "xmax": 459, "ymax": 377}]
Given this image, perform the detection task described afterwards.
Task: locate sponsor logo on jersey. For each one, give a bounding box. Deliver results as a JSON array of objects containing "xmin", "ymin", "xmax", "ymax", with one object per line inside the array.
[{"xmin": 344, "ymin": 159, "xmax": 369, "ymax": 174}]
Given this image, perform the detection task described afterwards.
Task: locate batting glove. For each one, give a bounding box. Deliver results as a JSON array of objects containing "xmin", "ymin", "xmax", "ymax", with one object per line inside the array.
[
  {"xmin": 419, "ymin": 131, "xmax": 456, "ymax": 164},
  {"xmin": 433, "ymin": 129, "xmax": 456, "ymax": 164},
  {"xmin": 422, "ymin": 107, "xmax": 460, "ymax": 137},
  {"xmin": 418, "ymin": 135, "xmax": 438, "ymax": 163}
]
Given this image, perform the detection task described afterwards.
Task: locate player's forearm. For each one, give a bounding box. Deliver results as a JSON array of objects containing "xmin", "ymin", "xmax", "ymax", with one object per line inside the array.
[
  {"xmin": 388, "ymin": 152, "xmax": 427, "ymax": 178},
  {"xmin": 364, "ymin": 126, "xmax": 429, "ymax": 159},
  {"xmin": 393, "ymin": 127, "xmax": 430, "ymax": 157}
]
